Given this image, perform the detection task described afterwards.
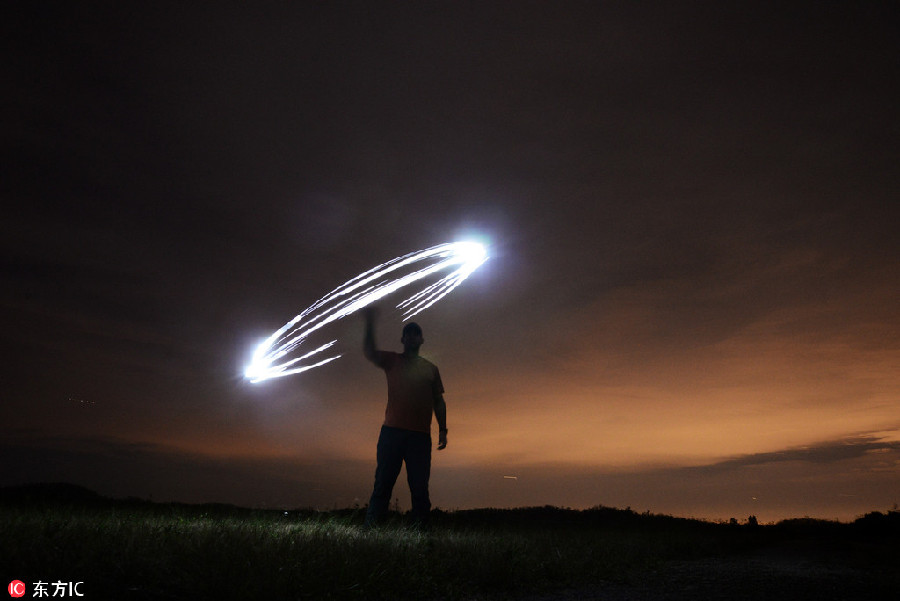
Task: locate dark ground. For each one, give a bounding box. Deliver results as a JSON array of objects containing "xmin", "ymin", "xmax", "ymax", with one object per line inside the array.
[{"xmin": 2, "ymin": 484, "xmax": 897, "ymax": 600}]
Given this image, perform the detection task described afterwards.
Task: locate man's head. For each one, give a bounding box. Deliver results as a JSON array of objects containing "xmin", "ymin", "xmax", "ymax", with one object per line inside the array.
[{"xmin": 401, "ymin": 322, "xmax": 424, "ymax": 352}]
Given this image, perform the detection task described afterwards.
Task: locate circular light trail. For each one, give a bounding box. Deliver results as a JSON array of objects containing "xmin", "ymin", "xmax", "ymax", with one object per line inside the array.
[{"xmin": 245, "ymin": 241, "xmax": 488, "ymax": 383}]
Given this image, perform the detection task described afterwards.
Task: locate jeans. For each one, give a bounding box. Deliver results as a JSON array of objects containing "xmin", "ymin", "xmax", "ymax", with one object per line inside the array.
[{"xmin": 365, "ymin": 426, "xmax": 432, "ymax": 525}]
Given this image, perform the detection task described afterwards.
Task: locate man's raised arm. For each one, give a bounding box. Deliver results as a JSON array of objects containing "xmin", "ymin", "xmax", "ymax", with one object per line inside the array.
[{"xmin": 363, "ymin": 307, "xmax": 380, "ymax": 364}]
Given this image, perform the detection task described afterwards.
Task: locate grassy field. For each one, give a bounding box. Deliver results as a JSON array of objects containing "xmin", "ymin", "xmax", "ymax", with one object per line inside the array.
[{"xmin": 1, "ymin": 484, "xmax": 897, "ymax": 600}]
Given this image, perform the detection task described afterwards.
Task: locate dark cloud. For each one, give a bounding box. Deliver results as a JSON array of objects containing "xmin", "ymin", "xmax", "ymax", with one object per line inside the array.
[{"xmin": 690, "ymin": 432, "xmax": 900, "ymax": 472}]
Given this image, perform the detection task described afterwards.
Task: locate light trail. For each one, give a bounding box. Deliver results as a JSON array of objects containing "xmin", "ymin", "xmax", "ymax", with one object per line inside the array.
[{"xmin": 245, "ymin": 241, "xmax": 488, "ymax": 383}]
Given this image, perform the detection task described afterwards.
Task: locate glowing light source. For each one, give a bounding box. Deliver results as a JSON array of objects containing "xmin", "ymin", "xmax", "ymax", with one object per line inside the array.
[{"xmin": 245, "ymin": 241, "xmax": 488, "ymax": 383}]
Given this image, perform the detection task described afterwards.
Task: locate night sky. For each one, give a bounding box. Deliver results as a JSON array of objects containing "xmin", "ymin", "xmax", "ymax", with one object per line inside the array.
[{"xmin": 4, "ymin": 2, "xmax": 898, "ymax": 522}]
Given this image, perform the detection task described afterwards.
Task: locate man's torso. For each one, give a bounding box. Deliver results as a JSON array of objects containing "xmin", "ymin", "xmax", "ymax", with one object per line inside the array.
[{"xmin": 376, "ymin": 351, "xmax": 443, "ymax": 433}]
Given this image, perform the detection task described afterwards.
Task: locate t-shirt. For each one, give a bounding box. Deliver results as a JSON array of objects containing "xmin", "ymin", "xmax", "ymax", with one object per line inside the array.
[{"xmin": 373, "ymin": 351, "xmax": 444, "ymax": 434}]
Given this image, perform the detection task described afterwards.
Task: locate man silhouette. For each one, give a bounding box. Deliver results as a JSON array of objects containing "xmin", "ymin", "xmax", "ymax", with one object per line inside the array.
[{"xmin": 363, "ymin": 307, "xmax": 447, "ymax": 527}]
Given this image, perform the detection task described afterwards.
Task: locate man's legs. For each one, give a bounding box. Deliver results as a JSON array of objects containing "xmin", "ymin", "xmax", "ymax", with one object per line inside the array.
[
  {"xmin": 365, "ymin": 426, "xmax": 404, "ymax": 526},
  {"xmin": 404, "ymin": 431, "xmax": 432, "ymax": 526}
]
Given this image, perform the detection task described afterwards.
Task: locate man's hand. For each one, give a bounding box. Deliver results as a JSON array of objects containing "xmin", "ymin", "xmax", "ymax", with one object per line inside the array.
[
  {"xmin": 437, "ymin": 429, "xmax": 448, "ymax": 450},
  {"xmin": 363, "ymin": 306, "xmax": 379, "ymax": 323}
]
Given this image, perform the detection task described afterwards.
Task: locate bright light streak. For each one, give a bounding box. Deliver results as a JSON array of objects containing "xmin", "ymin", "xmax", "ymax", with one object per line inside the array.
[{"xmin": 245, "ymin": 241, "xmax": 488, "ymax": 383}]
